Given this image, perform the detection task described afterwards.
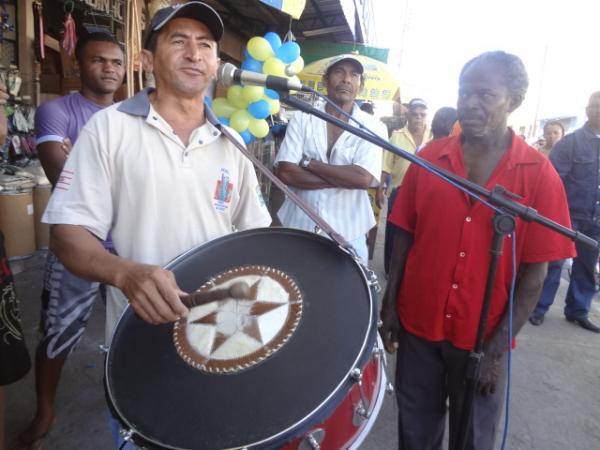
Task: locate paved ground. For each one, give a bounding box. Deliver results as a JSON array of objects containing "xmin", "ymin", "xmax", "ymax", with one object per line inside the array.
[{"xmin": 5, "ymin": 223, "xmax": 600, "ymax": 450}]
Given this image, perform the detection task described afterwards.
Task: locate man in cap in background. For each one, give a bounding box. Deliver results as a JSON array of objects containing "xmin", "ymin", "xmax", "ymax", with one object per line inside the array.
[
  {"xmin": 276, "ymin": 54, "xmax": 386, "ymax": 263},
  {"xmin": 41, "ymin": 3, "xmax": 271, "ymax": 444},
  {"xmin": 377, "ymin": 97, "xmax": 432, "ymax": 275}
]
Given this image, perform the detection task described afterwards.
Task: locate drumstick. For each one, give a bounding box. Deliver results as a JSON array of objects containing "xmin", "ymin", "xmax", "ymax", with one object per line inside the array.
[{"xmin": 180, "ymin": 281, "xmax": 251, "ymax": 308}]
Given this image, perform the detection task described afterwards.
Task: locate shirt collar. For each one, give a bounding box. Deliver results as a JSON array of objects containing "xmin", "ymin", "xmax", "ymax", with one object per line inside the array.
[
  {"xmin": 582, "ymin": 122, "xmax": 600, "ymax": 140},
  {"xmin": 437, "ymin": 129, "xmax": 540, "ymax": 168},
  {"xmin": 117, "ymin": 87, "xmax": 220, "ymax": 127}
]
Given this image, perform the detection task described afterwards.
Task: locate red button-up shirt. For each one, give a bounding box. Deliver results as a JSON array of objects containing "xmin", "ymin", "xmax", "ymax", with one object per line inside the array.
[{"xmin": 389, "ymin": 133, "xmax": 576, "ymax": 350}]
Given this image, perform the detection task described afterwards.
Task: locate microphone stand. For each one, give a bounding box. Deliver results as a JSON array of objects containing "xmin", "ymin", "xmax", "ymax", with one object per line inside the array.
[{"xmin": 278, "ymin": 92, "xmax": 597, "ymax": 450}]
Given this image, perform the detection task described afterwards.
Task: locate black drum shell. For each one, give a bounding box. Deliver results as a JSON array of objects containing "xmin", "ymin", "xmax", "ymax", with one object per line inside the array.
[{"xmin": 105, "ymin": 228, "xmax": 377, "ymax": 450}]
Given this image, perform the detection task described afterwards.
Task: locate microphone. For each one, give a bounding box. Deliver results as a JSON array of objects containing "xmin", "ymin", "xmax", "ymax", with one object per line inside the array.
[{"xmin": 217, "ymin": 62, "xmax": 313, "ymax": 93}]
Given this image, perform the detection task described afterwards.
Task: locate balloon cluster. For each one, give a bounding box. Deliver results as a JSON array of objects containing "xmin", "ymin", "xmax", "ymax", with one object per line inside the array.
[{"xmin": 213, "ymin": 32, "xmax": 304, "ymax": 144}]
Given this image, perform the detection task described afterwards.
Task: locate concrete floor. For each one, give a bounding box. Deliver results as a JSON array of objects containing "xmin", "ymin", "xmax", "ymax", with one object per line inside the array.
[{"xmin": 5, "ymin": 224, "xmax": 600, "ymax": 450}]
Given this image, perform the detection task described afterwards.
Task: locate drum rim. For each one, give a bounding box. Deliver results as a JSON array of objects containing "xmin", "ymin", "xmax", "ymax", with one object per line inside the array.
[{"xmin": 105, "ymin": 227, "xmax": 376, "ymax": 450}]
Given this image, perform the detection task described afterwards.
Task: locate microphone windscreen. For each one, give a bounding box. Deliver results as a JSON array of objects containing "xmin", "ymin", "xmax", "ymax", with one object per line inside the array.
[{"xmin": 217, "ymin": 63, "xmax": 237, "ymax": 86}]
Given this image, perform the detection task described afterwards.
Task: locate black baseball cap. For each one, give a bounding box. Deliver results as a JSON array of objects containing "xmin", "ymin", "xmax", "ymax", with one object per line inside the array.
[{"xmin": 143, "ymin": 2, "xmax": 224, "ymax": 49}]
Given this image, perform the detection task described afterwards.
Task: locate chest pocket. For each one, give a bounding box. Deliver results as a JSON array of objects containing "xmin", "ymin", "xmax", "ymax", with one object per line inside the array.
[
  {"xmin": 570, "ymin": 147, "xmax": 596, "ymax": 182},
  {"xmin": 330, "ymin": 143, "xmax": 358, "ymax": 165}
]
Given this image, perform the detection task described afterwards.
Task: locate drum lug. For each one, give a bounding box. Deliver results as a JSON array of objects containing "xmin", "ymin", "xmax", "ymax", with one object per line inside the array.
[
  {"xmin": 119, "ymin": 428, "xmax": 136, "ymax": 446},
  {"xmin": 372, "ymin": 345, "xmax": 396, "ymax": 395},
  {"xmin": 298, "ymin": 428, "xmax": 325, "ymax": 450},
  {"xmin": 350, "ymin": 368, "xmax": 371, "ymax": 424},
  {"xmin": 365, "ymin": 269, "xmax": 381, "ymax": 292}
]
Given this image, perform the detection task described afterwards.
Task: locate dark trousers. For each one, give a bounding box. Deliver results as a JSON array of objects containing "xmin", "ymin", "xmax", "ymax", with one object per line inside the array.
[
  {"xmin": 533, "ymin": 220, "xmax": 600, "ymax": 320},
  {"xmin": 395, "ymin": 327, "xmax": 506, "ymax": 450},
  {"xmin": 384, "ymin": 188, "xmax": 400, "ymax": 274}
]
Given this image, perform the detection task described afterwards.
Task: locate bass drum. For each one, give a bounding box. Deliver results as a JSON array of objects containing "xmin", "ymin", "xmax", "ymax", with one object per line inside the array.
[{"xmin": 105, "ymin": 228, "xmax": 383, "ymax": 449}]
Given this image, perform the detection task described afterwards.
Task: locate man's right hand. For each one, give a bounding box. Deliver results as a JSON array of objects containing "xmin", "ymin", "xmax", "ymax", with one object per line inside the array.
[
  {"xmin": 115, "ymin": 262, "xmax": 189, "ymax": 324},
  {"xmin": 379, "ymin": 295, "xmax": 400, "ymax": 353}
]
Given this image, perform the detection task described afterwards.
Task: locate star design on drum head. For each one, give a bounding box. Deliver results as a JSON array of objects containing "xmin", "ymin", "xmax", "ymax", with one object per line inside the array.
[{"xmin": 190, "ymin": 280, "xmax": 286, "ymax": 354}]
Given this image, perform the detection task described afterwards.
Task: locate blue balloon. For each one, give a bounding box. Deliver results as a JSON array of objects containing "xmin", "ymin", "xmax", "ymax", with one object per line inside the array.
[
  {"xmin": 243, "ymin": 48, "xmax": 251, "ymax": 59},
  {"xmin": 218, "ymin": 117, "xmax": 230, "ymax": 126},
  {"xmin": 239, "ymin": 129, "xmax": 254, "ymax": 144},
  {"xmin": 241, "ymin": 57, "xmax": 263, "ymax": 73},
  {"xmin": 264, "ymin": 32, "xmax": 282, "ymax": 51},
  {"xmin": 248, "ymin": 100, "xmax": 270, "ymax": 120},
  {"xmin": 275, "ymin": 41, "xmax": 301, "ymax": 64},
  {"xmin": 264, "ymin": 89, "xmax": 280, "ymax": 100}
]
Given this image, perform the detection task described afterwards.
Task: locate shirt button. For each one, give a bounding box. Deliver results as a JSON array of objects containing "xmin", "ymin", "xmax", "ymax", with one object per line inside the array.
[
  {"xmin": 452, "ymin": 283, "xmax": 458, "ymax": 289},
  {"xmin": 446, "ymin": 314, "xmax": 452, "ymax": 318},
  {"xmin": 465, "ymin": 216, "xmax": 472, "ymax": 222},
  {"xmin": 459, "ymin": 252, "xmax": 466, "ymax": 257},
  {"xmin": 184, "ymin": 151, "xmax": 189, "ymax": 157},
  {"xmin": 213, "ymin": 131, "xmax": 218, "ymax": 136},
  {"xmin": 198, "ymin": 140, "xmax": 204, "ymax": 145}
]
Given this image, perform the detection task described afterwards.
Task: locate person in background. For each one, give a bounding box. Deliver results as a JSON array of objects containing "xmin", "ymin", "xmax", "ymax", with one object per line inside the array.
[
  {"xmin": 15, "ymin": 32, "xmax": 125, "ymax": 450},
  {"xmin": 536, "ymin": 120, "xmax": 565, "ymax": 157},
  {"xmin": 377, "ymin": 98, "xmax": 432, "ymax": 275},
  {"xmin": 276, "ymin": 54, "xmax": 386, "ymax": 264},
  {"xmin": 529, "ymin": 93, "xmax": 600, "ymax": 332},
  {"xmin": 0, "ymin": 81, "xmax": 31, "ymax": 450},
  {"xmin": 431, "ymin": 106, "xmax": 458, "ymax": 140},
  {"xmin": 379, "ymin": 50, "xmax": 574, "ymax": 450},
  {"xmin": 381, "ymin": 101, "xmax": 408, "ymax": 139}
]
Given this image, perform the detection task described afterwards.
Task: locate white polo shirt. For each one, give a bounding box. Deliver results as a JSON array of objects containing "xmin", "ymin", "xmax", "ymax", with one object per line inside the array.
[
  {"xmin": 43, "ymin": 88, "xmax": 272, "ymax": 343},
  {"xmin": 275, "ymin": 104, "xmax": 385, "ymax": 241}
]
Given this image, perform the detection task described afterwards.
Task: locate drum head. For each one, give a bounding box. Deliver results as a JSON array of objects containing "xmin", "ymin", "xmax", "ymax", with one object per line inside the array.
[{"xmin": 106, "ymin": 228, "xmax": 375, "ymax": 449}]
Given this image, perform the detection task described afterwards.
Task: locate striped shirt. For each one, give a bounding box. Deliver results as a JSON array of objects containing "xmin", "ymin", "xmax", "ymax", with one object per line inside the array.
[{"xmin": 275, "ymin": 104, "xmax": 386, "ymax": 241}]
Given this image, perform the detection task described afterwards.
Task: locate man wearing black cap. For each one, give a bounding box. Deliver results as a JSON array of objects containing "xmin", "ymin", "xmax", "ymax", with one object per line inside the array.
[
  {"xmin": 378, "ymin": 97, "xmax": 431, "ymax": 274},
  {"xmin": 41, "ymin": 0, "xmax": 271, "ymax": 408},
  {"xmin": 276, "ymin": 54, "xmax": 385, "ymax": 263}
]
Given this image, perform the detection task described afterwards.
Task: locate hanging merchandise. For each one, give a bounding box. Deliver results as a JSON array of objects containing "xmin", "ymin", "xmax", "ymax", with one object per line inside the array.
[
  {"xmin": 125, "ymin": 0, "xmax": 144, "ymax": 96},
  {"xmin": 0, "ymin": 0, "xmax": 14, "ymax": 44},
  {"xmin": 61, "ymin": 1, "xmax": 77, "ymax": 57},
  {"xmin": 32, "ymin": 1, "xmax": 45, "ymax": 61}
]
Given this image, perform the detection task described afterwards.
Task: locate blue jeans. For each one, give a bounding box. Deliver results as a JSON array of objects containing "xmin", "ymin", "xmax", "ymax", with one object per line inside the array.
[
  {"xmin": 109, "ymin": 413, "xmax": 137, "ymax": 449},
  {"xmin": 534, "ymin": 220, "xmax": 600, "ymax": 320}
]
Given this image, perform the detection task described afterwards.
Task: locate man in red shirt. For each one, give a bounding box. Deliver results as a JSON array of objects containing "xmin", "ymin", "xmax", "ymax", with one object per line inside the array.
[{"xmin": 380, "ymin": 51, "xmax": 575, "ymax": 450}]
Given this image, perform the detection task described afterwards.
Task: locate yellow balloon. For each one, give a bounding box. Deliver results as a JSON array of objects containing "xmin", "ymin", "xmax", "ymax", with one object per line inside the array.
[
  {"xmin": 291, "ymin": 56, "xmax": 305, "ymax": 73},
  {"xmin": 264, "ymin": 97, "xmax": 280, "ymax": 115},
  {"xmin": 247, "ymin": 37, "xmax": 274, "ymax": 62},
  {"xmin": 212, "ymin": 97, "xmax": 237, "ymax": 118},
  {"xmin": 249, "ymin": 118, "xmax": 269, "ymax": 139},
  {"xmin": 263, "ymin": 57, "xmax": 286, "ymax": 77},
  {"xmin": 242, "ymin": 85, "xmax": 265, "ymax": 103},
  {"xmin": 230, "ymin": 109, "xmax": 252, "ymax": 133},
  {"xmin": 227, "ymin": 85, "xmax": 248, "ymax": 109}
]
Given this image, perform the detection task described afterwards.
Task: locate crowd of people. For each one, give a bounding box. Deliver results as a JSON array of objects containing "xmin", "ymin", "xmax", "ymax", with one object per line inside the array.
[{"xmin": 1, "ymin": 2, "xmax": 599, "ymax": 450}]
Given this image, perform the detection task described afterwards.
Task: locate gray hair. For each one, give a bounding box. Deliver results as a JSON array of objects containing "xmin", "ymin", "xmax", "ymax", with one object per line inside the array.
[{"xmin": 460, "ymin": 51, "xmax": 529, "ymax": 101}]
